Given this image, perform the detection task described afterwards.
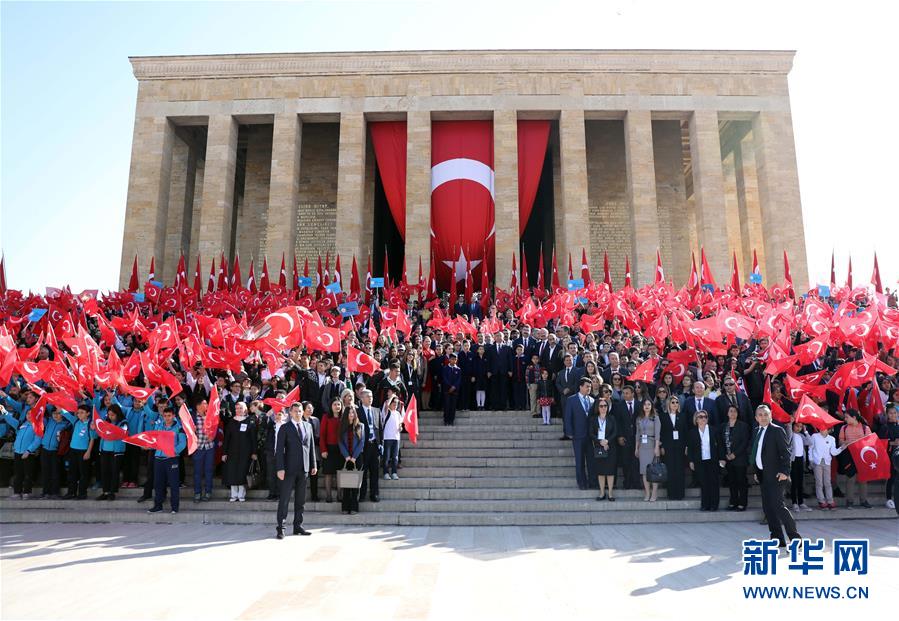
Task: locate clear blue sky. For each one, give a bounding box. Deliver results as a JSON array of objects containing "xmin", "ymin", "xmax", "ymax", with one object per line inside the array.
[{"xmin": 2, "ymin": 0, "xmax": 896, "ymax": 292}]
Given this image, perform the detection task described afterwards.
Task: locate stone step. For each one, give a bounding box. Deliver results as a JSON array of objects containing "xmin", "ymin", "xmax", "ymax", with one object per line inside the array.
[
  {"xmin": 402, "ymin": 457, "xmax": 573, "ymax": 467},
  {"xmin": 402, "ymin": 448, "xmax": 573, "ymax": 457},
  {"xmin": 406, "ymin": 440, "xmax": 563, "ymax": 448},
  {"xmin": 1, "ymin": 506, "xmax": 892, "ymax": 527},
  {"xmin": 415, "ymin": 430, "xmax": 562, "ymax": 440}
]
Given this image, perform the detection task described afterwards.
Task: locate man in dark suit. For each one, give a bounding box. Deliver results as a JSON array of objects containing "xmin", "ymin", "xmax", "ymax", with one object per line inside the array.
[
  {"xmin": 274, "ymin": 403, "xmax": 317, "ymax": 539},
  {"xmin": 715, "ymin": 378, "xmax": 753, "ymax": 427},
  {"xmin": 752, "ymin": 404, "xmax": 801, "ymax": 547},
  {"xmin": 356, "ymin": 390, "xmax": 381, "ymax": 502},
  {"xmin": 490, "ymin": 336, "xmax": 513, "ymax": 410},
  {"xmin": 555, "ymin": 354, "xmax": 585, "ymax": 440},
  {"xmin": 601, "ymin": 352, "xmax": 628, "ymax": 384},
  {"xmin": 563, "ymin": 378, "xmax": 595, "ymax": 489},
  {"xmin": 512, "ymin": 325, "xmax": 535, "ymax": 361},
  {"xmin": 540, "ymin": 334, "xmax": 564, "ymax": 377},
  {"xmin": 442, "ymin": 353, "xmax": 462, "ymax": 426},
  {"xmin": 611, "ymin": 384, "xmax": 641, "ymax": 488},
  {"xmin": 320, "ymin": 366, "xmax": 346, "ymax": 413},
  {"xmin": 682, "ymin": 380, "xmax": 711, "ymax": 425}
]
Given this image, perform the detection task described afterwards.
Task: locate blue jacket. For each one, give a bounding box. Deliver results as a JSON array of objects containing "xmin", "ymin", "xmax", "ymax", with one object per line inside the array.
[
  {"xmin": 40, "ymin": 415, "xmax": 71, "ymax": 451},
  {"xmin": 148, "ymin": 418, "xmax": 186, "ymax": 458},
  {"xmin": 60, "ymin": 411, "xmax": 93, "ymax": 451},
  {"xmin": 2, "ymin": 396, "xmax": 31, "ymax": 437},
  {"xmin": 442, "ymin": 365, "xmax": 462, "ymax": 391},
  {"xmin": 563, "ymin": 393, "xmax": 594, "ymax": 439},
  {"xmin": 113, "ymin": 394, "xmax": 156, "ymax": 435},
  {"xmin": 338, "ymin": 428, "xmax": 364, "ymax": 459},
  {"xmin": 3, "ymin": 413, "xmax": 40, "ymax": 454}
]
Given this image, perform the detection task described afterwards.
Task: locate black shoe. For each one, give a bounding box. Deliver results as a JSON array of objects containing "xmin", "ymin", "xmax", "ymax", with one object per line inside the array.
[
  {"xmin": 265, "ymin": 495, "xmax": 278, "ymax": 501},
  {"xmin": 63, "ymin": 493, "xmax": 75, "ymax": 499},
  {"xmin": 349, "ymin": 510, "xmax": 356, "ymax": 515},
  {"xmin": 96, "ymin": 493, "xmax": 108, "ymax": 501},
  {"xmin": 137, "ymin": 495, "xmax": 150, "ymax": 503},
  {"xmin": 147, "ymin": 507, "xmax": 163, "ymax": 513},
  {"xmin": 833, "ymin": 487, "xmax": 844, "ymax": 498},
  {"xmin": 107, "ymin": 494, "xmax": 116, "ymax": 501},
  {"xmin": 860, "ymin": 500, "xmax": 872, "ymax": 509},
  {"xmin": 276, "ymin": 527, "xmax": 284, "ymax": 540},
  {"xmin": 76, "ymin": 495, "xmax": 86, "ymax": 500},
  {"xmin": 607, "ymin": 496, "xmax": 616, "ymax": 502},
  {"xmin": 310, "ymin": 496, "xmax": 319, "ymax": 503},
  {"xmin": 596, "ymin": 494, "xmax": 606, "ymax": 501},
  {"xmin": 532, "ymin": 414, "xmax": 540, "ymax": 418},
  {"xmin": 194, "ymin": 494, "xmax": 202, "ymax": 504},
  {"xmin": 325, "ymin": 496, "xmax": 332, "ymax": 503},
  {"xmin": 294, "ymin": 527, "xmax": 311, "ymax": 536},
  {"xmin": 370, "ymin": 495, "xmax": 380, "ymax": 503},
  {"xmin": 559, "ymin": 436, "xmax": 571, "ymax": 441}
]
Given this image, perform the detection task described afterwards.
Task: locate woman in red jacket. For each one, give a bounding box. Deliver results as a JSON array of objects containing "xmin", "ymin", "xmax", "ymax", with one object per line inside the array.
[{"xmin": 319, "ymin": 397, "xmax": 343, "ymax": 503}]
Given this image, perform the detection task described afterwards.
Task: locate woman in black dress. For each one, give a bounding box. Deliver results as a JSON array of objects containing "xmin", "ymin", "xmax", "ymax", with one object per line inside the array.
[
  {"xmin": 718, "ymin": 404, "xmax": 750, "ymax": 510},
  {"xmin": 222, "ymin": 402, "xmax": 257, "ymax": 502},
  {"xmin": 659, "ymin": 395, "xmax": 688, "ymax": 500},
  {"xmin": 589, "ymin": 397, "xmax": 618, "ymax": 501},
  {"xmin": 471, "ymin": 345, "xmax": 489, "ymax": 410}
]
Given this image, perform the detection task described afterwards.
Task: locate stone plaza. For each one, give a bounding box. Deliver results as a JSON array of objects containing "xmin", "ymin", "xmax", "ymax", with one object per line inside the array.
[{"xmin": 119, "ymin": 49, "xmax": 809, "ymax": 291}]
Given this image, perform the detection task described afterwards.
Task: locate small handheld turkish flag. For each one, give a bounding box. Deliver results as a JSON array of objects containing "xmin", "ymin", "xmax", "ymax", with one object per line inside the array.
[
  {"xmin": 629, "ymin": 357, "xmax": 658, "ymax": 384},
  {"xmin": 305, "ymin": 322, "xmax": 340, "ymax": 352},
  {"xmin": 125, "ymin": 430, "xmax": 176, "ymax": 457},
  {"xmin": 846, "ymin": 433, "xmax": 890, "ymax": 482},
  {"xmin": 93, "ymin": 407, "xmax": 128, "ymax": 441},
  {"xmin": 178, "ymin": 404, "xmax": 198, "ymax": 455},
  {"xmin": 347, "ymin": 345, "xmax": 380, "ymax": 376},
  {"xmin": 795, "ymin": 395, "xmax": 840, "ymax": 431},
  {"xmin": 202, "ymin": 385, "xmax": 221, "ymax": 439},
  {"xmin": 403, "ymin": 394, "xmax": 419, "ymax": 445}
]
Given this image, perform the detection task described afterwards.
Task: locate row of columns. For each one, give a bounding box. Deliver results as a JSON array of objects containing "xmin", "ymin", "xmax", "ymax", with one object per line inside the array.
[{"xmin": 121, "ymin": 109, "xmax": 808, "ymax": 292}]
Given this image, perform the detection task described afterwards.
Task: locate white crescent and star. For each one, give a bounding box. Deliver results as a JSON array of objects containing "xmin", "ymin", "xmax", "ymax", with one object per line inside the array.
[
  {"xmin": 858, "ymin": 445, "xmax": 877, "ymax": 468},
  {"xmin": 443, "ymin": 248, "xmax": 482, "ymax": 283}
]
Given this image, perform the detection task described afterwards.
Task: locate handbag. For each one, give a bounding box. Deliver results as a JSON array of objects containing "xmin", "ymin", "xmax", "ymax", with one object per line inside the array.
[
  {"xmin": 646, "ymin": 457, "xmax": 668, "ymax": 483},
  {"xmin": 337, "ymin": 461, "xmax": 363, "ymax": 489},
  {"xmin": 246, "ymin": 459, "xmax": 261, "ymax": 490},
  {"xmin": 593, "ymin": 443, "xmax": 608, "ymax": 459}
]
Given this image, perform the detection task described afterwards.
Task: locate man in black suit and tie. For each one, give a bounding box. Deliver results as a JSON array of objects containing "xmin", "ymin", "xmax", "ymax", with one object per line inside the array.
[
  {"xmin": 601, "ymin": 352, "xmax": 627, "ymax": 384},
  {"xmin": 274, "ymin": 403, "xmax": 317, "ymax": 539},
  {"xmin": 611, "ymin": 384, "xmax": 641, "ymax": 488},
  {"xmin": 563, "ymin": 378, "xmax": 595, "ymax": 489},
  {"xmin": 752, "ymin": 404, "xmax": 801, "ymax": 548},
  {"xmin": 356, "ymin": 389, "xmax": 381, "ymax": 503},
  {"xmin": 715, "ymin": 378, "xmax": 753, "ymax": 427}
]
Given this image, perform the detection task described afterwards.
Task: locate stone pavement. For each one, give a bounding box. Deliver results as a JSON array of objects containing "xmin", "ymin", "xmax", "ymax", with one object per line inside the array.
[{"xmin": 1, "ymin": 520, "xmax": 895, "ymax": 620}]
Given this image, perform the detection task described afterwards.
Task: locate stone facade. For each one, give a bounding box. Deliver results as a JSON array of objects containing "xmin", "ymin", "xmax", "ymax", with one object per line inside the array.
[{"xmin": 120, "ymin": 49, "xmax": 809, "ymax": 291}]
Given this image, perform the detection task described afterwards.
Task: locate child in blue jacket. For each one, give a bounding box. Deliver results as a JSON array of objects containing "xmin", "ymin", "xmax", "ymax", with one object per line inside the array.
[
  {"xmin": 147, "ymin": 407, "xmax": 187, "ymax": 514},
  {"xmin": 60, "ymin": 405, "xmax": 94, "ymax": 499},
  {"xmin": 39, "ymin": 408, "xmax": 70, "ymax": 499},
  {"xmin": 1, "ymin": 405, "xmax": 40, "ymax": 499}
]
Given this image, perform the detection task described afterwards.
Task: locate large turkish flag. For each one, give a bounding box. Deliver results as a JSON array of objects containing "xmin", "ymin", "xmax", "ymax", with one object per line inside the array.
[{"xmin": 431, "ymin": 121, "xmax": 494, "ymax": 291}]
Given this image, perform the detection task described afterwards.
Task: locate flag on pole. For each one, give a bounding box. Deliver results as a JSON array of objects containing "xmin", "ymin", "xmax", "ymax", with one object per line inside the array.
[{"xmin": 581, "ymin": 248, "xmax": 591, "ymax": 285}]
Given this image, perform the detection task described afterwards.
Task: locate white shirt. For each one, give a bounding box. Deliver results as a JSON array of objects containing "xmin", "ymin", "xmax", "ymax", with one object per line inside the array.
[
  {"xmin": 699, "ymin": 425, "xmax": 711, "ymax": 460},
  {"xmin": 381, "ymin": 406, "xmax": 403, "ymax": 441},
  {"xmin": 791, "ymin": 431, "xmax": 809, "ymax": 458},
  {"xmin": 755, "ymin": 425, "xmax": 767, "ymax": 470},
  {"xmin": 808, "ymin": 433, "xmax": 841, "ymax": 466}
]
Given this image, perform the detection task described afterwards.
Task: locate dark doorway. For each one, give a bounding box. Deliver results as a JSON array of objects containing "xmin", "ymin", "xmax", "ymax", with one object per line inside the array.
[
  {"xmin": 372, "ymin": 170, "xmax": 404, "ymax": 285},
  {"xmin": 520, "ymin": 141, "xmax": 555, "ymax": 287}
]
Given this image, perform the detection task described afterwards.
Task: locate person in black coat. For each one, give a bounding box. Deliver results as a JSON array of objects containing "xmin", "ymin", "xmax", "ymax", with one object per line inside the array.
[
  {"xmin": 222, "ymin": 402, "xmax": 258, "ymax": 502},
  {"xmin": 510, "ymin": 344, "xmax": 528, "ymax": 410},
  {"xmin": 456, "ymin": 342, "xmax": 473, "ymax": 411},
  {"xmin": 442, "ymin": 353, "xmax": 462, "ymax": 425},
  {"xmin": 589, "ymin": 397, "xmax": 618, "ymax": 500},
  {"xmin": 687, "ymin": 409, "xmax": 722, "ymax": 511},
  {"xmin": 611, "ymin": 384, "xmax": 641, "ymax": 489},
  {"xmin": 470, "ymin": 346, "xmax": 489, "ymax": 410},
  {"xmin": 659, "ymin": 395, "xmax": 689, "ymax": 500},
  {"xmin": 490, "ymin": 339, "xmax": 513, "ymax": 410},
  {"xmin": 718, "ymin": 404, "xmax": 750, "ymax": 510},
  {"xmin": 752, "ymin": 404, "xmax": 801, "ymax": 547},
  {"xmin": 715, "ymin": 379, "xmax": 754, "ymax": 427}
]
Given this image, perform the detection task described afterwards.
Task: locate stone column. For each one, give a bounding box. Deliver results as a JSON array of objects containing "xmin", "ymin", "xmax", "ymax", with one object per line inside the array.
[
  {"xmin": 405, "ymin": 111, "xmax": 431, "ymax": 285},
  {"xmin": 266, "ymin": 113, "xmax": 302, "ymax": 265},
  {"xmin": 335, "ymin": 111, "xmax": 367, "ymax": 269},
  {"xmin": 197, "ymin": 114, "xmax": 238, "ymax": 262},
  {"xmin": 162, "ymin": 137, "xmax": 189, "ymax": 284},
  {"xmin": 688, "ymin": 110, "xmax": 729, "ymax": 283},
  {"xmin": 493, "ymin": 110, "xmax": 519, "ymax": 290},
  {"xmin": 624, "ymin": 110, "xmax": 660, "ymax": 286},
  {"xmin": 752, "ymin": 111, "xmax": 808, "ymax": 291},
  {"xmin": 734, "ymin": 136, "xmax": 765, "ymax": 279},
  {"xmin": 558, "ymin": 109, "xmax": 590, "ymax": 272},
  {"xmin": 722, "ymin": 151, "xmax": 745, "ymax": 276},
  {"xmin": 118, "ymin": 116, "xmax": 175, "ymax": 289}
]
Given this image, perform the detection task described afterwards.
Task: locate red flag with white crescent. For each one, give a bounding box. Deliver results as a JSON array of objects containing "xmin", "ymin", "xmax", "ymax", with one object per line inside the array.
[
  {"xmin": 93, "ymin": 407, "xmax": 127, "ymax": 441},
  {"xmin": 846, "ymin": 433, "xmax": 890, "ymax": 482},
  {"xmin": 431, "ymin": 121, "xmax": 494, "ymax": 291},
  {"xmin": 125, "ymin": 430, "xmax": 176, "ymax": 457},
  {"xmin": 204, "ymin": 385, "xmax": 221, "ymax": 439},
  {"xmin": 178, "ymin": 403, "xmax": 198, "ymax": 455},
  {"xmin": 403, "ymin": 394, "xmax": 419, "ymax": 445},
  {"xmin": 347, "ymin": 345, "xmax": 380, "ymax": 375}
]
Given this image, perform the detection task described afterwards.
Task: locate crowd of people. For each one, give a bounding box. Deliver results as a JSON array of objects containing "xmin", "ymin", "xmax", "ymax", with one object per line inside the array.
[{"xmin": 1, "ymin": 269, "xmax": 898, "ymax": 538}]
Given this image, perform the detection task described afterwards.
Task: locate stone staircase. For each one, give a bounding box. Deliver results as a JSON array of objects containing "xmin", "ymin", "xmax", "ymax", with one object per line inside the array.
[{"xmin": 1, "ymin": 410, "xmax": 894, "ymax": 526}]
